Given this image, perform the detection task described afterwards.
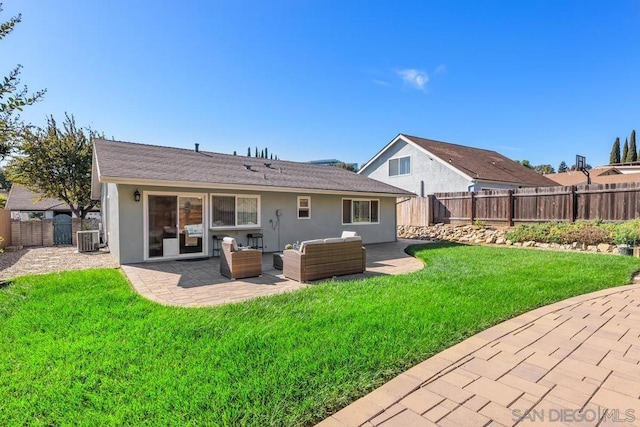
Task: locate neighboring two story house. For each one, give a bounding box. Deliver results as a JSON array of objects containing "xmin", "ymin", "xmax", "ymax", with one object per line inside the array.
[{"xmin": 359, "ymin": 134, "xmax": 555, "ymax": 196}]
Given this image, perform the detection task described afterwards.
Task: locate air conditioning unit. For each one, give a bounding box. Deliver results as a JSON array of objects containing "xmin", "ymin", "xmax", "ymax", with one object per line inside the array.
[{"xmin": 77, "ymin": 230, "xmax": 99, "ymax": 253}]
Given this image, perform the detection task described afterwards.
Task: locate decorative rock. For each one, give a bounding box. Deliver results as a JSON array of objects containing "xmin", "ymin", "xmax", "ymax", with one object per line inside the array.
[
  {"xmin": 523, "ymin": 241, "xmax": 536, "ymax": 248},
  {"xmin": 597, "ymin": 243, "xmax": 614, "ymax": 253},
  {"xmin": 495, "ymin": 237, "xmax": 506, "ymax": 245}
]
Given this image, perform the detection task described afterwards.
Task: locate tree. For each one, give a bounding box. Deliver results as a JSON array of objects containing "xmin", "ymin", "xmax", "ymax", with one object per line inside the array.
[
  {"xmin": 0, "ymin": 167, "xmax": 10, "ymax": 189},
  {"xmin": 334, "ymin": 162, "xmax": 358, "ymax": 172},
  {"xmin": 534, "ymin": 164, "xmax": 555, "ymax": 174},
  {"xmin": 233, "ymin": 150, "xmax": 236, "ymax": 156},
  {"xmin": 254, "ymin": 146, "xmax": 258, "ymax": 157},
  {"xmin": 247, "ymin": 147, "xmax": 251, "ymax": 157},
  {"xmin": 265, "ymin": 147, "xmax": 268, "ymax": 159},
  {"xmin": 570, "ymin": 162, "xmax": 592, "ymax": 171},
  {"xmin": 6, "ymin": 114, "xmax": 99, "ymax": 218},
  {"xmin": 0, "ymin": 4, "xmax": 46, "ymax": 159},
  {"xmin": 558, "ymin": 161, "xmax": 568, "ymax": 173},
  {"xmin": 516, "ymin": 160, "xmax": 534, "ymax": 169},
  {"xmin": 630, "ymin": 130, "xmax": 638, "ymax": 163},
  {"xmin": 609, "ymin": 137, "xmax": 621, "ymax": 164},
  {"xmin": 622, "ymin": 139, "xmax": 629, "ymax": 163}
]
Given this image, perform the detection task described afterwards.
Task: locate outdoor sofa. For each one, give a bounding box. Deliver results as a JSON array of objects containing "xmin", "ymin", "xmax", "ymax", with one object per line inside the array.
[
  {"xmin": 283, "ymin": 236, "xmax": 366, "ymax": 283},
  {"xmin": 220, "ymin": 237, "xmax": 262, "ymax": 279}
]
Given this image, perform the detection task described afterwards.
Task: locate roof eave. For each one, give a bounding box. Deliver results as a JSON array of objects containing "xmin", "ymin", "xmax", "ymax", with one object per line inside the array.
[{"xmin": 98, "ymin": 176, "xmax": 413, "ymax": 198}]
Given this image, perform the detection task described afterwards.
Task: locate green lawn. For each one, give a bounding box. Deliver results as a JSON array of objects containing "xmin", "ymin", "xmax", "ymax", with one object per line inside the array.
[{"xmin": 1, "ymin": 243, "xmax": 639, "ymax": 426}]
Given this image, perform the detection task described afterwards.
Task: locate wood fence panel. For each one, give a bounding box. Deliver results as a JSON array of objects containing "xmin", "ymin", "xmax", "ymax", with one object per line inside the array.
[
  {"xmin": 512, "ymin": 186, "xmax": 573, "ymax": 222},
  {"xmin": 396, "ymin": 183, "xmax": 640, "ymax": 226},
  {"xmin": 432, "ymin": 192, "xmax": 472, "ymax": 223},
  {"xmin": 473, "ymin": 190, "xmax": 510, "ymax": 223},
  {"xmin": 0, "ymin": 209, "xmax": 10, "ymax": 249},
  {"xmin": 576, "ymin": 182, "xmax": 640, "ymax": 221},
  {"xmin": 397, "ymin": 196, "xmax": 432, "ymax": 226}
]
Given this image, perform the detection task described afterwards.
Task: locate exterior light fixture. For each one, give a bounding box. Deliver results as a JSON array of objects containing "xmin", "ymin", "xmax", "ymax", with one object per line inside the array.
[{"xmin": 134, "ymin": 189, "xmax": 141, "ymax": 202}]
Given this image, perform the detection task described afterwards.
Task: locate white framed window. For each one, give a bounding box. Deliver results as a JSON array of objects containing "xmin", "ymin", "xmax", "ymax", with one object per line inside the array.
[
  {"xmin": 389, "ymin": 156, "xmax": 411, "ymax": 176},
  {"xmin": 342, "ymin": 198, "xmax": 379, "ymax": 224},
  {"xmin": 297, "ymin": 196, "xmax": 311, "ymax": 219},
  {"xmin": 211, "ymin": 194, "xmax": 260, "ymax": 228}
]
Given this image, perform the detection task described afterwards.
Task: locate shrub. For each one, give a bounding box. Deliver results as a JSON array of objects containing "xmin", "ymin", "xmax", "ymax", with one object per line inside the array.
[
  {"xmin": 506, "ymin": 220, "xmax": 616, "ymax": 245},
  {"xmin": 612, "ymin": 219, "xmax": 640, "ymax": 246}
]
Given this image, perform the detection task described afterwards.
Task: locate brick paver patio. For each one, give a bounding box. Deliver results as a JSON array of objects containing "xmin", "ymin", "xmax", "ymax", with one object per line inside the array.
[
  {"xmin": 121, "ymin": 239, "xmax": 423, "ymax": 307},
  {"xmin": 319, "ymin": 279, "xmax": 640, "ymax": 427}
]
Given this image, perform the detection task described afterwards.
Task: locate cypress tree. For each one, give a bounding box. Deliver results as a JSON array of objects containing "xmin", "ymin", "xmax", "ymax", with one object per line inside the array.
[
  {"xmin": 247, "ymin": 147, "xmax": 251, "ymax": 157},
  {"xmin": 558, "ymin": 161, "xmax": 568, "ymax": 173},
  {"xmin": 623, "ymin": 139, "xmax": 629, "ymax": 163},
  {"xmin": 610, "ymin": 137, "xmax": 621, "ymax": 164},
  {"xmin": 265, "ymin": 147, "xmax": 269, "ymax": 159},
  {"xmin": 255, "ymin": 146, "xmax": 258, "ymax": 157},
  {"xmin": 631, "ymin": 130, "xmax": 638, "ymax": 162}
]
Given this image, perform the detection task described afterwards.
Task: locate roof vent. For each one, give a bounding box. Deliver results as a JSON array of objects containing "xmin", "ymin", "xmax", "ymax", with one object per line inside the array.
[
  {"xmin": 244, "ymin": 164, "xmax": 252, "ymax": 170},
  {"xmin": 195, "ymin": 143, "xmax": 199, "ymax": 152}
]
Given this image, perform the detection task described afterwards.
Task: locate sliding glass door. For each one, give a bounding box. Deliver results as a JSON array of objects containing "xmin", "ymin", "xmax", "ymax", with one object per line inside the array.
[{"xmin": 147, "ymin": 193, "xmax": 205, "ymax": 259}]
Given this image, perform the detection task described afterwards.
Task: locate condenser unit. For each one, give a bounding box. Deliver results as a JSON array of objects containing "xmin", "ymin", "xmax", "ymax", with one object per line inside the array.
[{"xmin": 77, "ymin": 230, "xmax": 99, "ymax": 253}]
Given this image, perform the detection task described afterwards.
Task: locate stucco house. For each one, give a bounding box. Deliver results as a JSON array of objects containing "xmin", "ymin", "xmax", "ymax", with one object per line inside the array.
[
  {"xmin": 358, "ymin": 134, "xmax": 555, "ymax": 196},
  {"xmin": 91, "ymin": 138, "xmax": 412, "ymax": 265}
]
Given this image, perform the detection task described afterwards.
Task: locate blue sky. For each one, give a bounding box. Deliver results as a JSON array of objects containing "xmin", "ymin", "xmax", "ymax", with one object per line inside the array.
[{"xmin": 3, "ymin": 1, "xmax": 640, "ymax": 169}]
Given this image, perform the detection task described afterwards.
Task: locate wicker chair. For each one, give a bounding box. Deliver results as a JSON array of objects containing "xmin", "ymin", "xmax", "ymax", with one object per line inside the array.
[{"xmin": 220, "ymin": 237, "xmax": 262, "ymax": 279}]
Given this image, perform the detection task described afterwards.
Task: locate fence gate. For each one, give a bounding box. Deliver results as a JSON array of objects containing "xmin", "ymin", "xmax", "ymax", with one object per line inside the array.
[{"xmin": 53, "ymin": 214, "xmax": 72, "ymax": 245}]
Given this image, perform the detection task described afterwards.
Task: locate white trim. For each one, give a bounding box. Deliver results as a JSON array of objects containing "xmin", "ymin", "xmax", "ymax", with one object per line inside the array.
[
  {"xmin": 97, "ymin": 175, "xmax": 407, "ymax": 198},
  {"xmin": 297, "ymin": 195, "xmax": 311, "ymax": 219},
  {"xmin": 143, "ymin": 190, "xmax": 208, "ymax": 262},
  {"xmin": 210, "ymin": 193, "xmax": 261, "ymax": 229},
  {"xmin": 341, "ymin": 197, "xmax": 380, "ymax": 225}
]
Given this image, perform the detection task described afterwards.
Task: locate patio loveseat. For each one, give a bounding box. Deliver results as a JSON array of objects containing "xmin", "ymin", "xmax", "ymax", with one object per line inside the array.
[{"xmin": 283, "ymin": 236, "xmax": 366, "ymax": 283}]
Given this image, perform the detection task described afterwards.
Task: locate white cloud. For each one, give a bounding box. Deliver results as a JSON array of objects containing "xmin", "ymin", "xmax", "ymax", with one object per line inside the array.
[
  {"xmin": 435, "ymin": 64, "xmax": 447, "ymax": 74},
  {"xmin": 397, "ymin": 69, "xmax": 429, "ymax": 91}
]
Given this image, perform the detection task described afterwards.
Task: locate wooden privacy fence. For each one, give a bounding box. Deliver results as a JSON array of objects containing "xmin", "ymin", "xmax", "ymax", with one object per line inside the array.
[
  {"xmin": 0, "ymin": 209, "xmax": 10, "ymax": 249},
  {"xmin": 397, "ymin": 182, "xmax": 640, "ymax": 226}
]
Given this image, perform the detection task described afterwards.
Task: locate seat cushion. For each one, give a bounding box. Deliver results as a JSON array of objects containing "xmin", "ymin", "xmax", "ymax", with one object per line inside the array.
[
  {"xmin": 323, "ymin": 238, "xmax": 344, "ymax": 243},
  {"xmin": 299, "ymin": 239, "xmax": 324, "ymax": 253}
]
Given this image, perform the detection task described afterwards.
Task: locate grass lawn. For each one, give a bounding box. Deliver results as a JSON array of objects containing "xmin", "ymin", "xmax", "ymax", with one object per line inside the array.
[{"xmin": 1, "ymin": 243, "xmax": 639, "ymax": 426}]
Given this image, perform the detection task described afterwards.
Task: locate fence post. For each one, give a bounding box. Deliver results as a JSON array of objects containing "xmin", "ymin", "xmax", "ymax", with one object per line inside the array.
[
  {"xmin": 569, "ymin": 186, "xmax": 576, "ymax": 222},
  {"xmin": 426, "ymin": 195, "xmax": 434, "ymax": 225},
  {"xmin": 469, "ymin": 192, "xmax": 475, "ymax": 224},
  {"xmin": 507, "ymin": 190, "xmax": 514, "ymax": 226}
]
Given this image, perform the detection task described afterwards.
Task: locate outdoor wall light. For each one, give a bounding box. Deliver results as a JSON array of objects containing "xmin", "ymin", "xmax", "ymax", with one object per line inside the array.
[{"xmin": 134, "ymin": 189, "xmax": 141, "ymax": 202}]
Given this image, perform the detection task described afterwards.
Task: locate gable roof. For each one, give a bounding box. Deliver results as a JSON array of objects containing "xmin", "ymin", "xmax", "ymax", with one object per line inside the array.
[
  {"xmin": 5, "ymin": 185, "xmax": 69, "ymax": 211},
  {"xmin": 92, "ymin": 139, "xmax": 412, "ymax": 197},
  {"xmin": 359, "ymin": 134, "xmax": 556, "ymax": 187},
  {"xmin": 546, "ymin": 170, "xmax": 640, "ymax": 186}
]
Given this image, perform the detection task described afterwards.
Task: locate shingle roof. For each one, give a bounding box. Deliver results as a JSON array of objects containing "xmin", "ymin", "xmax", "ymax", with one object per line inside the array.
[
  {"xmin": 400, "ymin": 134, "xmax": 556, "ymax": 187},
  {"xmin": 546, "ymin": 170, "xmax": 640, "ymax": 186},
  {"xmin": 5, "ymin": 185, "xmax": 68, "ymax": 211},
  {"xmin": 93, "ymin": 139, "xmax": 412, "ymax": 196}
]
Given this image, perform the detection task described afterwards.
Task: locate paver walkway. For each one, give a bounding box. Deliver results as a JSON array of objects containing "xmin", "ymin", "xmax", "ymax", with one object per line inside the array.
[
  {"xmin": 122, "ymin": 239, "xmax": 423, "ymax": 307},
  {"xmin": 319, "ymin": 280, "xmax": 640, "ymax": 427}
]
